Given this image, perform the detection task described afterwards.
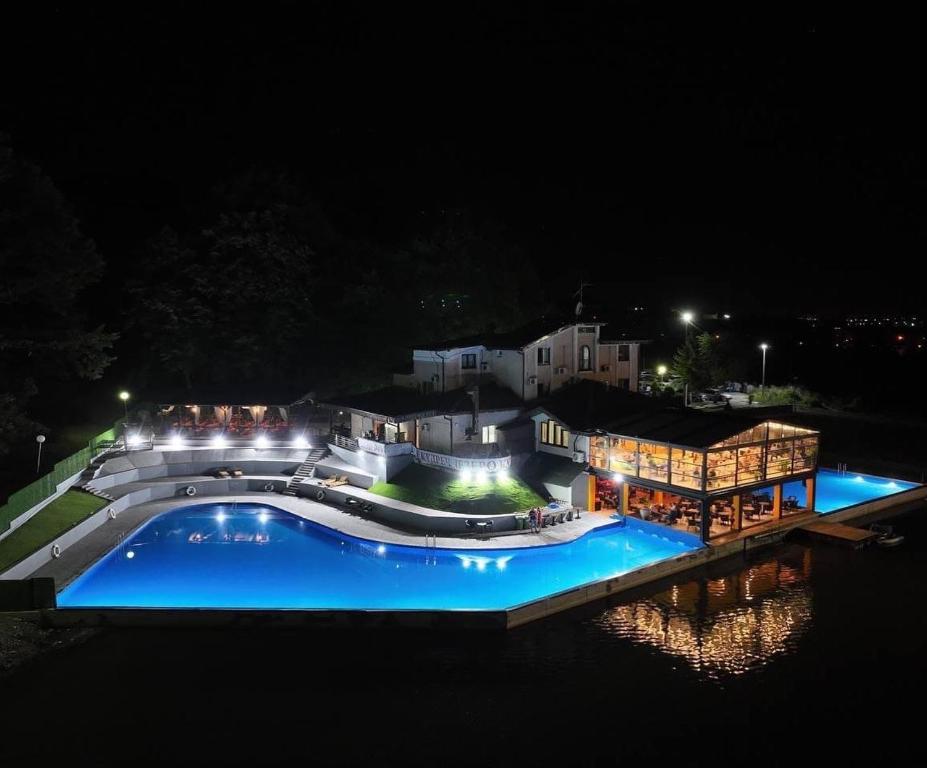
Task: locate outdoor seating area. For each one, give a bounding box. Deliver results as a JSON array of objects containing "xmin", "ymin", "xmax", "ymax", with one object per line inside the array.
[{"xmin": 157, "ymin": 404, "xmax": 291, "ymax": 438}]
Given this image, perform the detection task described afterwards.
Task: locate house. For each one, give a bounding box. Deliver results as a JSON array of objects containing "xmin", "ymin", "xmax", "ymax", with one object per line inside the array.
[{"xmin": 393, "ymin": 318, "xmax": 644, "ymax": 399}]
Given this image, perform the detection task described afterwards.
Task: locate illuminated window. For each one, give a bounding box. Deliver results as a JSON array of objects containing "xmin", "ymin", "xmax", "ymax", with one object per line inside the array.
[
  {"xmin": 481, "ymin": 425, "xmax": 496, "ymax": 443},
  {"xmin": 579, "ymin": 345, "xmax": 592, "ymax": 371}
]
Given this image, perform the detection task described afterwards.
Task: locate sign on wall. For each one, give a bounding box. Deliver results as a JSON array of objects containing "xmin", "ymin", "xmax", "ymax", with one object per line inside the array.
[{"xmin": 412, "ymin": 446, "xmax": 512, "ymax": 473}]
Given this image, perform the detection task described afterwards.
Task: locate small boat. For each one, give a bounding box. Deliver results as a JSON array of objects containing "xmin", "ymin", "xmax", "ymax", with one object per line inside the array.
[{"xmin": 870, "ymin": 523, "xmax": 905, "ymax": 548}]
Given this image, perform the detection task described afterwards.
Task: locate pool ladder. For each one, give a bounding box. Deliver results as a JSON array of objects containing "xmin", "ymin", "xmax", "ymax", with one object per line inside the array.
[{"xmin": 424, "ymin": 532, "xmax": 437, "ymax": 565}]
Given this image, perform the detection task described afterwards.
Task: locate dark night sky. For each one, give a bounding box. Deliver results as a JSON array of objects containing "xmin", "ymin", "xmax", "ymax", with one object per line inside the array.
[{"xmin": 2, "ymin": 3, "xmax": 924, "ymax": 315}]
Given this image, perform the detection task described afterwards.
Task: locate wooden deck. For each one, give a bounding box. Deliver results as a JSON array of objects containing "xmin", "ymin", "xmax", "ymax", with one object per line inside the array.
[{"xmin": 796, "ymin": 521, "xmax": 882, "ymax": 549}]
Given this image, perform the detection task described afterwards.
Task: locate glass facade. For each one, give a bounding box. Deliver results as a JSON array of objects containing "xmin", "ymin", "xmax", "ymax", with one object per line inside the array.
[{"xmin": 590, "ymin": 421, "xmax": 818, "ymax": 496}]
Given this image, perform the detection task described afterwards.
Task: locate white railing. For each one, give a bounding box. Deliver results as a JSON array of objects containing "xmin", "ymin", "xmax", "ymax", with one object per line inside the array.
[{"xmin": 357, "ymin": 437, "xmax": 414, "ymax": 457}]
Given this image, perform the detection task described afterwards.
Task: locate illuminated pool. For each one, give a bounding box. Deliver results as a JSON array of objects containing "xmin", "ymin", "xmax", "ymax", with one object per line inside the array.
[
  {"xmin": 767, "ymin": 468, "xmax": 919, "ymax": 513},
  {"xmin": 56, "ymin": 503, "xmax": 703, "ymax": 611}
]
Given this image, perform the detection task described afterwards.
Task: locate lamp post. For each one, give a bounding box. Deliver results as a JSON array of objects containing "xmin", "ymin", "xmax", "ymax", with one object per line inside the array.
[
  {"xmin": 680, "ymin": 312, "xmax": 694, "ymax": 407},
  {"xmin": 119, "ymin": 390, "xmax": 130, "ymax": 422},
  {"xmin": 657, "ymin": 364, "xmax": 667, "ymax": 390},
  {"xmin": 760, "ymin": 344, "xmax": 769, "ymax": 389},
  {"xmin": 36, "ymin": 434, "xmax": 46, "ymax": 474},
  {"xmin": 681, "ymin": 311, "xmax": 694, "ymax": 341}
]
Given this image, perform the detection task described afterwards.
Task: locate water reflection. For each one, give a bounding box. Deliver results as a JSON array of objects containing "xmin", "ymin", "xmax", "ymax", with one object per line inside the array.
[{"xmin": 596, "ymin": 546, "xmax": 813, "ymax": 678}]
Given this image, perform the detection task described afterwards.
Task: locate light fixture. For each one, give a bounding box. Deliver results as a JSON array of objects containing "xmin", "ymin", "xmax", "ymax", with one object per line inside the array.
[
  {"xmin": 211, "ymin": 434, "xmax": 227, "ymax": 449},
  {"xmin": 127, "ymin": 433, "xmax": 143, "ymax": 447},
  {"xmin": 459, "ymin": 468, "xmax": 472, "ymax": 483},
  {"xmin": 497, "ymin": 468, "xmax": 510, "ymax": 483},
  {"xmin": 681, "ymin": 311, "xmax": 694, "ymax": 324},
  {"xmin": 119, "ymin": 391, "xmax": 130, "ymax": 402},
  {"xmin": 293, "ymin": 435, "xmax": 310, "ymax": 450},
  {"xmin": 613, "ymin": 472, "xmax": 624, "ymax": 483},
  {"xmin": 255, "ymin": 434, "xmax": 270, "ymax": 450},
  {"xmin": 126, "ymin": 550, "xmax": 135, "ymax": 559},
  {"xmin": 216, "ymin": 512, "xmax": 227, "ymax": 523},
  {"xmin": 476, "ymin": 469, "xmax": 488, "ymax": 484},
  {"xmin": 170, "ymin": 434, "xmax": 185, "ymax": 448},
  {"xmin": 656, "ymin": 365, "xmax": 667, "ymax": 376}
]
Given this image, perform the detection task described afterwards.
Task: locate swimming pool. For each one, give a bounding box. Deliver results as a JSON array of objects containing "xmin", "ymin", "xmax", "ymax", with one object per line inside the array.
[
  {"xmin": 56, "ymin": 503, "xmax": 703, "ymax": 611},
  {"xmin": 763, "ymin": 468, "xmax": 919, "ymax": 513}
]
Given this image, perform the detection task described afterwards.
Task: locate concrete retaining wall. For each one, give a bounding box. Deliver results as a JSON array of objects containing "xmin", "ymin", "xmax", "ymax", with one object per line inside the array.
[{"xmin": 295, "ymin": 483, "xmax": 520, "ymax": 534}]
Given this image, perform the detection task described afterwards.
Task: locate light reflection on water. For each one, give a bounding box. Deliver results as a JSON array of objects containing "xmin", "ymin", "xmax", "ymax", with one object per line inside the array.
[{"xmin": 593, "ymin": 547, "xmax": 814, "ymax": 679}]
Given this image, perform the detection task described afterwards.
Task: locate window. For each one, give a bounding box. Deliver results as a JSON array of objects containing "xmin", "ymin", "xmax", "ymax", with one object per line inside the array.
[
  {"xmin": 481, "ymin": 425, "xmax": 496, "ymax": 443},
  {"xmin": 618, "ymin": 344, "xmax": 630, "ymax": 362},
  {"xmin": 537, "ymin": 347, "xmax": 551, "ymax": 365},
  {"xmin": 540, "ymin": 419, "xmax": 570, "ymax": 447},
  {"xmin": 579, "ymin": 345, "xmax": 592, "ymax": 371},
  {"xmin": 461, "ymin": 353, "xmax": 477, "ymax": 369}
]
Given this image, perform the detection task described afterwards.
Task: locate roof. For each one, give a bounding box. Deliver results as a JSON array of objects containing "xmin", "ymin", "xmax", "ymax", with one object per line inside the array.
[
  {"xmin": 416, "ymin": 316, "xmax": 602, "ymax": 352},
  {"xmin": 319, "ymin": 382, "xmax": 523, "ymax": 421},
  {"xmin": 522, "ymin": 451, "xmax": 586, "ymax": 487},
  {"xmin": 530, "ymin": 380, "xmax": 661, "ymax": 432},
  {"xmin": 532, "ymin": 381, "xmax": 817, "ymax": 448}
]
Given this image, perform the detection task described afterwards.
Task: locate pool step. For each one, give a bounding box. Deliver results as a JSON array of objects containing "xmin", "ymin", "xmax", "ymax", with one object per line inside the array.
[{"xmin": 284, "ymin": 448, "xmax": 329, "ymax": 496}]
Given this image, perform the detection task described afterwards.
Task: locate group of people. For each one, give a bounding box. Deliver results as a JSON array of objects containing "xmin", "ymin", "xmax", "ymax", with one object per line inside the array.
[{"xmin": 527, "ymin": 506, "xmax": 546, "ymax": 533}]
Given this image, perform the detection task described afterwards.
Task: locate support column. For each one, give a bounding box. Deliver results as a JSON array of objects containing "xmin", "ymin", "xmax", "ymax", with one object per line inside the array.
[
  {"xmin": 587, "ymin": 473, "xmax": 596, "ymax": 512},
  {"xmin": 732, "ymin": 494, "xmax": 742, "ymax": 532},
  {"xmin": 772, "ymin": 484, "xmax": 782, "ymax": 521},
  {"xmin": 654, "ymin": 490, "xmax": 665, "ymax": 506},
  {"xmin": 699, "ymin": 500, "xmax": 710, "ymax": 543},
  {"xmin": 621, "ymin": 482, "xmax": 630, "ymax": 515},
  {"xmin": 804, "ymin": 476, "xmax": 816, "ymax": 514}
]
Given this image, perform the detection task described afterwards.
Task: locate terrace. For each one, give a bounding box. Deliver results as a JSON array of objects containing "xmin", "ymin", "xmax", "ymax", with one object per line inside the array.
[{"xmin": 586, "ymin": 414, "xmax": 820, "ymax": 541}]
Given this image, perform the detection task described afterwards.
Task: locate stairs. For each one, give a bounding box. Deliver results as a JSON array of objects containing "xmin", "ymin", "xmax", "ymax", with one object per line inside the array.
[
  {"xmin": 284, "ymin": 447, "xmax": 329, "ymax": 497},
  {"xmin": 75, "ymin": 452, "xmax": 118, "ymax": 502}
]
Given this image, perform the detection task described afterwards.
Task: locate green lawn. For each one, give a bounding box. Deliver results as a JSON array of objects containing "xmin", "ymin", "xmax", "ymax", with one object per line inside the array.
[
  {"xmin": 0, "ymin": 491, "xmax": 107, "ymax": 573},
  {"xmin": 369, "ymin": 463, "xmax": 546, "ymax": 515}
]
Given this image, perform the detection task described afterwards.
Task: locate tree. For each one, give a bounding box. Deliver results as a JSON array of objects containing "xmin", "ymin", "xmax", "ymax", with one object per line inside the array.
[
  {"xmin": 0, "ymin": 136, "xmax": 117, "ymax": 455},
  {"xmin": 671, "ymin": 332, "xmax": 718, "ymax": 392}
]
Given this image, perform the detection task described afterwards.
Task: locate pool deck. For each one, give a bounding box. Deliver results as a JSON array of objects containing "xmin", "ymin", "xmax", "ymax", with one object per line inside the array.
[{"xmin": 31, "ymin": 492, "xmax": 616, "ymax": 589}]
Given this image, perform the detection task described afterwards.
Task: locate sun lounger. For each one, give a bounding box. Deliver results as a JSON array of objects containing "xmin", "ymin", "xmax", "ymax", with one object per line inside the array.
[
  {"xmin": 230, "ymin": 468, "xmax": 244, "ymax": 477},
  {"xmin": 320, "ymin": 474, "xmax": 349, "ymax": 487},
  {"xmin": 214, "ymin": 468, "xmax": 231, "ymax": 478}
]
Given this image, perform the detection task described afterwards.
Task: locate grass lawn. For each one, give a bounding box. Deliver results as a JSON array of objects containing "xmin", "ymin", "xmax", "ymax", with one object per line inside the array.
[
  {"xmin": 369, "ymin": 463, "xmax": 546, "ymax": 515},
  {"xmin": 0, "ymin": 491, "xmax": 107, "ymax": 573}
]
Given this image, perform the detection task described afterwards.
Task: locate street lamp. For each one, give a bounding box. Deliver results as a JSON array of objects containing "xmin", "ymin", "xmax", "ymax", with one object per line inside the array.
[
  {"xmin": 681, "ymin": 311, "xmax": 694, "ymax": 340},
  {"xmin": 656, "ymin": 364, "xmax": 668, "ymax": 389},
  {"xmin": 119, "ymin": 391, "xmax": 130, "ymax": 422},
  {"xmin": 759, "ymin": 344, "xmax": 769, "ymax": 389},
  {"xmin": 36, "ymin": 434, "xmax": 46, "ymax": 474}
]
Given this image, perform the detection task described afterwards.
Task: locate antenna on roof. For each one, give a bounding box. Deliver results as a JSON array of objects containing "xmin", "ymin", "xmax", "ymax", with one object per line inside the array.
[{"xmin": 574, "ymin": 280, "xmax": 592, "ymax": 318}]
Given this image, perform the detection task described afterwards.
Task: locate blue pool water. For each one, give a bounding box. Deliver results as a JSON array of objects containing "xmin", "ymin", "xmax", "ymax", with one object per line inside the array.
[
  {"xmin": 763, "ymin": 468, "xmax": 919, "ymax": 513},
  {"xmin": 56, "ymin": 504, "xmax": 702, "ymax": 611}
]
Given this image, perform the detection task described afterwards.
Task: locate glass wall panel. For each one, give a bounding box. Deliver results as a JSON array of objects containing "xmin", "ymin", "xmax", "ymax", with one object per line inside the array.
[
  {"xmin": 706, "ymin": 448, "xmax": 737, "ymax": 491},
  {"xmin": 792, "ymin": 436, "xmax": 819, "ymax": 473},
  {"xmin": 765, "ymin": 439, "xmax": 794, "ymax": 479},
  {"xmin": 610, "ymin": 438, "xmax": 639, "ymax": 476},
  {"xmin": 589, "ymin": 435, "xmax": 608, "ymax": 469},
  {"xmin": 671, "ymin": 448, "xmax": 704, "ymax": 490},
  {"xmin": 639, "ymin": 442, "xmax": 670, "ymax": 483},
  {"xmin": 736, "ymin": 444, "xmax": 764, "ymax": 485}
]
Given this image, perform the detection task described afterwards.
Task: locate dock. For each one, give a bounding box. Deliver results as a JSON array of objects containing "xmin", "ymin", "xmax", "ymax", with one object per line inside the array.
[{"xmin": 795, "ymin": 521, "xmax": 882, "ymax": 549}]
